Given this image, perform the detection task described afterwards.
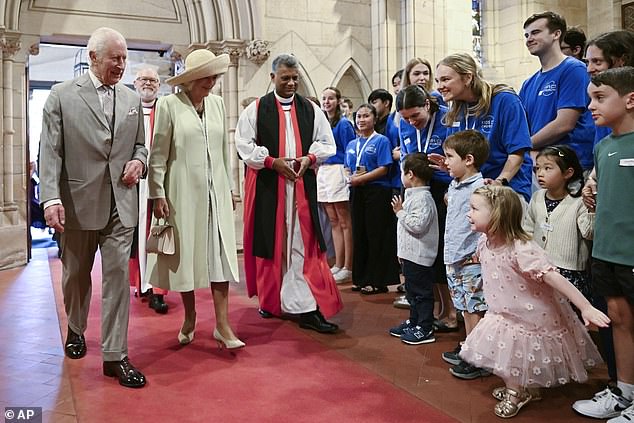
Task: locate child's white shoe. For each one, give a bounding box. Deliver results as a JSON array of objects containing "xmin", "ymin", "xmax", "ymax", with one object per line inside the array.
[{"xmin": 572, "ymin": 387, "xmax": 632, "ymax": 419}]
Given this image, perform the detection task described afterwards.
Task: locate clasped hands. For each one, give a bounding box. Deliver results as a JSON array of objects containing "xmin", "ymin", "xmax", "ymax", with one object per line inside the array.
[{"xmin": 271, "ymin": 156, "xmax": 312, "ymax": 181}]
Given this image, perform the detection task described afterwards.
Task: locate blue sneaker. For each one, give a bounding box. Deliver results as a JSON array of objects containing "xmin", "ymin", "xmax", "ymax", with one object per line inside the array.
[
  {"xmin": 389, "ymin": 320, "xmax": 413, "ymax": 337},
  {"xmin": 400, "ymin": 327, "xmax": 435, "ymax": 345}
]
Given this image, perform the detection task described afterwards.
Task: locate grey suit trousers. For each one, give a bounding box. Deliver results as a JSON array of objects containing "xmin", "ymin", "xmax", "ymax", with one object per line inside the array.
[{"xmin": 60, "ymin": 199, "xmax": 134, "ymax": 362}]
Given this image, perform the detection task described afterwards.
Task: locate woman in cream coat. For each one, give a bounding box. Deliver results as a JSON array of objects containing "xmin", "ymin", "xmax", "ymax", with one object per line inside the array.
[{"xmin": 147, "ymin": 49, "xmax": 244, "ymax": 349}]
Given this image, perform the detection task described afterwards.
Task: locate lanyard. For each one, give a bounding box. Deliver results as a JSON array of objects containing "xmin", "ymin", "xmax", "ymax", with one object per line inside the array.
[
  {"xmin": 416, "ymin": 112, "xmax": 436, "ymax": 153},
  {"xmin": 464, "ymin": 112, "xmax": 477, "ymax": 130},
  {"xmin": 356, "ymin": 132, "xmax": 377, "ymax": 168}
]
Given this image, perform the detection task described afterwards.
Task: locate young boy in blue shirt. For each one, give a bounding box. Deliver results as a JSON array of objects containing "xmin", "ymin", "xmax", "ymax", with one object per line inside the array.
[
  {"xmin": 436, "ymin": 130, "xmax": 492, "ymax": 380},
  {"xmin": 572, "ymin": 67, "xmax": 634, "ymax": 423},
  {"xmin": 388, "ymin": 153, "xmax": 438, "ymax": 344}
]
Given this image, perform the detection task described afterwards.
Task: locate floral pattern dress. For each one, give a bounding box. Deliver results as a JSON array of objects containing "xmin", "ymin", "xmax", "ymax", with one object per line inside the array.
[{"xmin": 460, "ymin": 237, "xmax": 602, "ymax": 388}]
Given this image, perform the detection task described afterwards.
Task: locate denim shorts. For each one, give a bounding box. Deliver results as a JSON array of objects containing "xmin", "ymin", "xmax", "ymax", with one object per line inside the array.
[{"xmin": 446, "ymin": 261, "xmax": 487, "ymax": 313}]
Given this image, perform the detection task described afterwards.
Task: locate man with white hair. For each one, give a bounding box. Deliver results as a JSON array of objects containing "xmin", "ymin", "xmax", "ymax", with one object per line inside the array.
[
  {"xmin": 130, "ymin": 67, "xmax": 169, "ymax": 314},
  {"xmin": 39, "ymin": 27, "xmax": 147, "ymax": 388}
]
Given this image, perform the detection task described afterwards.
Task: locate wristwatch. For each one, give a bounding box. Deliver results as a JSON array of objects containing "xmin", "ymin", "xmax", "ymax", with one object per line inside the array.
[{"xmin": 496, "ymin": 177, "xmax": 509, "ymax": 186}]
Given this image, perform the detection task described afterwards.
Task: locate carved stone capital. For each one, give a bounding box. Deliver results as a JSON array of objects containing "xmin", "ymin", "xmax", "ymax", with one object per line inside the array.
[
  {"xmin": 245, "ymin": 39, "xmax": 270, "ymax": 65},
  {"xmin": 0, "ymin": 31, "xmax": 22, "ymax": 58},
  {"xmin": 210, "ymin": 40, "xmax": 245, "ymax": 66}
]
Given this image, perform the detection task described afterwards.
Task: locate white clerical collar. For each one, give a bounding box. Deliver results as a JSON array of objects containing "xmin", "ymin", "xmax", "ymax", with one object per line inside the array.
[{"xmin": 274, "ymin": 91, "xmax": 294, "ymax": 104}]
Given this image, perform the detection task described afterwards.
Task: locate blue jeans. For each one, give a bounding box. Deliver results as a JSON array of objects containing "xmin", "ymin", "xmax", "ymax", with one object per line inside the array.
[{"xmin": 402, "ymin": 259, "xmax": 435, "ymax": 332}]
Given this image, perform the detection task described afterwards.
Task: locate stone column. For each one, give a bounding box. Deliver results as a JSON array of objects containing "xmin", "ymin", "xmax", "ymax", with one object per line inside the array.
[
  {"xmin": 0, "ymin": 31, "xmax": 38, "ymax": 269},
  {"xmin": 216, "ymin": 40, "xmax": 245, "ymax": 199}
]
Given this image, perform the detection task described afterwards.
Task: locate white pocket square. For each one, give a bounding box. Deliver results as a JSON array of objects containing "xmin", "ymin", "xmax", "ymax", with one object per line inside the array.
[{"xmin": 128, "ymin": 107, "xmax": 138, "ymax": 115}]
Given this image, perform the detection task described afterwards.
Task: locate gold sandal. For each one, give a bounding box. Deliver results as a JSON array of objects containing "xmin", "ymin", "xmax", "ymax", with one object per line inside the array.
[
  {"xmin": 494, "ymin": 387, "xmax": 532, "ymax": 418},
  {"xmin": 492, "ymin": 386, "xmax": 542, "ymax": 402}
]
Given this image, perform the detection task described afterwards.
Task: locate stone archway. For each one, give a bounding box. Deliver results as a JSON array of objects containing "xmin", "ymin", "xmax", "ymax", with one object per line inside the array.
[
  {"xmin": 0, "ymin": 0, "xmax": 265, "ymax": 269},
  {"xmin": 332, "ymin": 58, "xmax": 372, "ymax": 113}
]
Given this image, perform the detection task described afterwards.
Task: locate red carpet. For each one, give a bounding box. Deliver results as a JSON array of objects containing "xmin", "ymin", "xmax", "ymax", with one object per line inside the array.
[{"xmin": 49, "ymin": 252, "xmax": 457, "ymax": 423}]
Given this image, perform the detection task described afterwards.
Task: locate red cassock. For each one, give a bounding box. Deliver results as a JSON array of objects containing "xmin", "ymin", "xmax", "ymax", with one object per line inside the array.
[{"xmin": 242, "ymin": 99, "xmax": 342, "ymax": 318}]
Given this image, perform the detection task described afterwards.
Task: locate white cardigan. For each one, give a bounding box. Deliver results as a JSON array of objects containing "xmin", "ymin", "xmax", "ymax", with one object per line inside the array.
[{"xmin": 523, "ymin": 190, "xmax": 594, "ymax": 271}]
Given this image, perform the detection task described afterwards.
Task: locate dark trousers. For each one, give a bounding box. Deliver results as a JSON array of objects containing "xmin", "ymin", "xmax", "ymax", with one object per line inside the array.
[
  {"xmin": 351, "ymin": 184, "xmax": 399, "ymax": 287},
  {"xmin": 430, "ymin": 179, "xmax": 449, "ymax": 284},
  {"xmin": 402, "ymin": 259, "xmax": 435, "ymax": 332}
]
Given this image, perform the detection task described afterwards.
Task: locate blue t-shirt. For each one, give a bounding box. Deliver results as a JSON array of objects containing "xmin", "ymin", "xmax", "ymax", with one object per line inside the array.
[
  {"xmin": 594, "ymin": 125, "xmax": 612, "ymax": 148},
  {"xmin": 446, "ymin": 91, "xmax": 533, "ymax": 202},
  {"xmin": 399, "ymin": 105, "xmax": 452, "ymax": 185},
  {"xmin": 431, "ymin": 90, "xmax": 446, "ymax": 107},
  {"xmin": 324, "ymin": 117, "xmax": 356, "ymax": 165},
  {"xmin": 383, "ymin": 112, "xmax": 402, "ymax": 189},
  {"xmin": 345, "ymin": 133, "xmax": 393, "ymax": 188},
  {"xmin": 519, "ymin": 57, "xmax": 595, "ymax": 169}
]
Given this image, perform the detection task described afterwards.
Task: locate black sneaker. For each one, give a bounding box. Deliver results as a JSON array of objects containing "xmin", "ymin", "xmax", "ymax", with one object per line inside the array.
[
  {"xmin": 449, "ymin": 360, "xmax": 492, "ymax": 380},
  {"xmin": 442, "ymin": 343, "xmax": 463, "ymax": 366},
  {"xmin": 388, "ymin": 320, "xmax": 413, "ymax": 337},
  {"xmin": 400, "ymin": 327, "xmax": 435, "ymax": 345}
]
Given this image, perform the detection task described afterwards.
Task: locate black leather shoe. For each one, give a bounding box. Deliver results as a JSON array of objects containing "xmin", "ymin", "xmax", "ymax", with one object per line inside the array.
[
  {"xmin": 315, "ymin": 309, "xmax": 339, "ymax": 330},
  {"xmin": 64, "ymin": 327, "xmax": 86, "ymax": 359},
  {"xmin": 103, "ymin": 357, "xmax": 146, "ymax": 388},
  {"xmin": 299, "ymin": 311, "xmax": 338, "ymax": 334},
  {"xmin": 149, "ymin": 294, "xmax": 168, "ymax": 314},
  {"xmin": 258, "ymin": 308, "xmax": 274, "ymax": 319}
]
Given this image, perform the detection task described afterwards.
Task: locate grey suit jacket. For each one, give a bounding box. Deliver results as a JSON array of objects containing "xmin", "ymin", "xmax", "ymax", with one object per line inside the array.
[{"xmin": 39, "ymin": 72, "xmax": 147, "ymax": 230}]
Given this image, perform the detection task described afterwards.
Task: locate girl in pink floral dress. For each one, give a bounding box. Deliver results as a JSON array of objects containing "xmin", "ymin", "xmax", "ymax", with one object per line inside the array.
[{"xmin": 461, "ymin": 185, "xmax": 610, "ymax": 419}]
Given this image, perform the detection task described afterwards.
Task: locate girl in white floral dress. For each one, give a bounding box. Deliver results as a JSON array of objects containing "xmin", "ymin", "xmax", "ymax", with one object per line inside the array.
[{"xmin": 461, "ymin": 185, "xmax": 610, "ymax": 419}]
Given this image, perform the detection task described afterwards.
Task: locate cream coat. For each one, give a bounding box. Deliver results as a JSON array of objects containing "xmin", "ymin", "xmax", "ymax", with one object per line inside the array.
[{"xmin": 146, "ymin": 92, "xmax": 238, "ymax": 291}]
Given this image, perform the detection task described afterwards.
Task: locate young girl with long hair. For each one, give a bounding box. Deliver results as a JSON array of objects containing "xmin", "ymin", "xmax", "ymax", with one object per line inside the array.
[
  {"xmin": 345, "ymin": 104, "xmax": 400, "ymax": 294},
  {"xmin": 401, "ymin": 57, "xmax": 444, "ymax": 105},
  {"xmin": 460, "ymin": 185, "xmax": 609, "ymax": 419},
  {"xmin": 432, "ymin": 52, "xmax": 533, "ymax": 203},
  {"xmin": 319, "ymin": 87, "xmax": 357, "ymax": 282},
  {"xmin": 524, "ymin": 145, "xmax": 593, "ymax": 301}
]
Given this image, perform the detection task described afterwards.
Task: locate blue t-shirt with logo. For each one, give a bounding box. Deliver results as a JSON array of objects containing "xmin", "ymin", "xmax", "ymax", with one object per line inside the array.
[
  {"xmin": 399, "ymin": 105, "xmax": 452, "ymax": 185},
  {"xmin": 446, "ymin": 91, "xmax": 533, "ymax": 202},
  {"xmin": 344, "ymin": 133, "xmax": 393, "ymax": 188},
  {"xmin": 383, "ymin": 112, "xmax": 402, "ymax": 189},
  {"xmin": 519, "ymin": 57, "xmax": 595, "ymax": 169},
  {"xmin": 324, "ymin": 117, "xmax": 356, "ymax": 165}
]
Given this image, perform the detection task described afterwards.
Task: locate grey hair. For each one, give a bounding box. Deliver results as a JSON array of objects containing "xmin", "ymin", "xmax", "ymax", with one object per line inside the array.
[
  {"xmin": 135, "ymin": 66, "xmax": 159, "ymax": 79},
  {"xmin": 271, "ymin": 54, "xmax": 298, "ymax": 72},
  {"xmin": 87, "ymin": 27, "xmax": 126, "ymax": 63}
]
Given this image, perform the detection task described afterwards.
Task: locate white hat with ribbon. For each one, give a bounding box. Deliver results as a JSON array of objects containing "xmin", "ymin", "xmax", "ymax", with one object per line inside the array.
[{"xmin": 165, "ymin": 49, "xmax": 230, "ymax": 86}]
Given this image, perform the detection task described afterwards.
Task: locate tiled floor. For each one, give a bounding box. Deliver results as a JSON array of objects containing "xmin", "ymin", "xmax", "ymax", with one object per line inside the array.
[
  {"xmin": 0, "ymin": 248, "xmax": 76, "ymax": 422},
  {"xmin": 1, "ymin": 239, "xmax": 611, "ymax": 422}
]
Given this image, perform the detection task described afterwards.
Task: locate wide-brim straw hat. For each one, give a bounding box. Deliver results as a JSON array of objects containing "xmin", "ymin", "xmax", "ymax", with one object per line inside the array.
[{"xmin": 165, "ymin": 49, "xmax": 230, "ymax": 86}]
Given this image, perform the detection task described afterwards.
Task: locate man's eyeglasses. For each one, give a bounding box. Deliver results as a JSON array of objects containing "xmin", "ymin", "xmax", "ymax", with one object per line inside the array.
[{"xmin": 136, "ymin": 77, "xmax": 159, "ymax": 84}]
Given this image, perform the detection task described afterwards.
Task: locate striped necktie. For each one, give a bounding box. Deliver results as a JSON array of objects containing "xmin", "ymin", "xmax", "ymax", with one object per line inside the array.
[{"xmin": 100, "ymin": 85, "xmax": 114, "ymax": 129}]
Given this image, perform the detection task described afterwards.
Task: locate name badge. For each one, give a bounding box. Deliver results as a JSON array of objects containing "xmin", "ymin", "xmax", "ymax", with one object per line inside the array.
[
  {"xmin": 404, "ymin": 137, "xmax": 411, "ymax": 145},
  {"xmin": 619, "ymin": 158, "xmax": 634, "ymax": 167},
  {"xmin": 540, "ymin": 222, "xmax": 553, "ymax": 232}
]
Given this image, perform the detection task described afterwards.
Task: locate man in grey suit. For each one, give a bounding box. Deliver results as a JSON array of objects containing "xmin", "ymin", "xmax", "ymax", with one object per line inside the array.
[{"xmin": 39, "ymin": 27, "xmax": 148, "ymax": 388}]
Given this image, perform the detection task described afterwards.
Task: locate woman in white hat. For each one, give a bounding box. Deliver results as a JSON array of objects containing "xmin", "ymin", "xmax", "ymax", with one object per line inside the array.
[{"xmin": 146, "ymin": 49, "xmax": 244, "ymax": 349}]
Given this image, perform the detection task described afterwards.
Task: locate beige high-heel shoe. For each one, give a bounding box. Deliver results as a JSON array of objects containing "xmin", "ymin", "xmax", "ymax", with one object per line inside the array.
[
  {"xmin": 213, "ymin": 328, "xmax": 245, "ymax": 350},
  {"xmin": 178, "ymin": 312, "xmax": 196, "ymax": 345}
]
